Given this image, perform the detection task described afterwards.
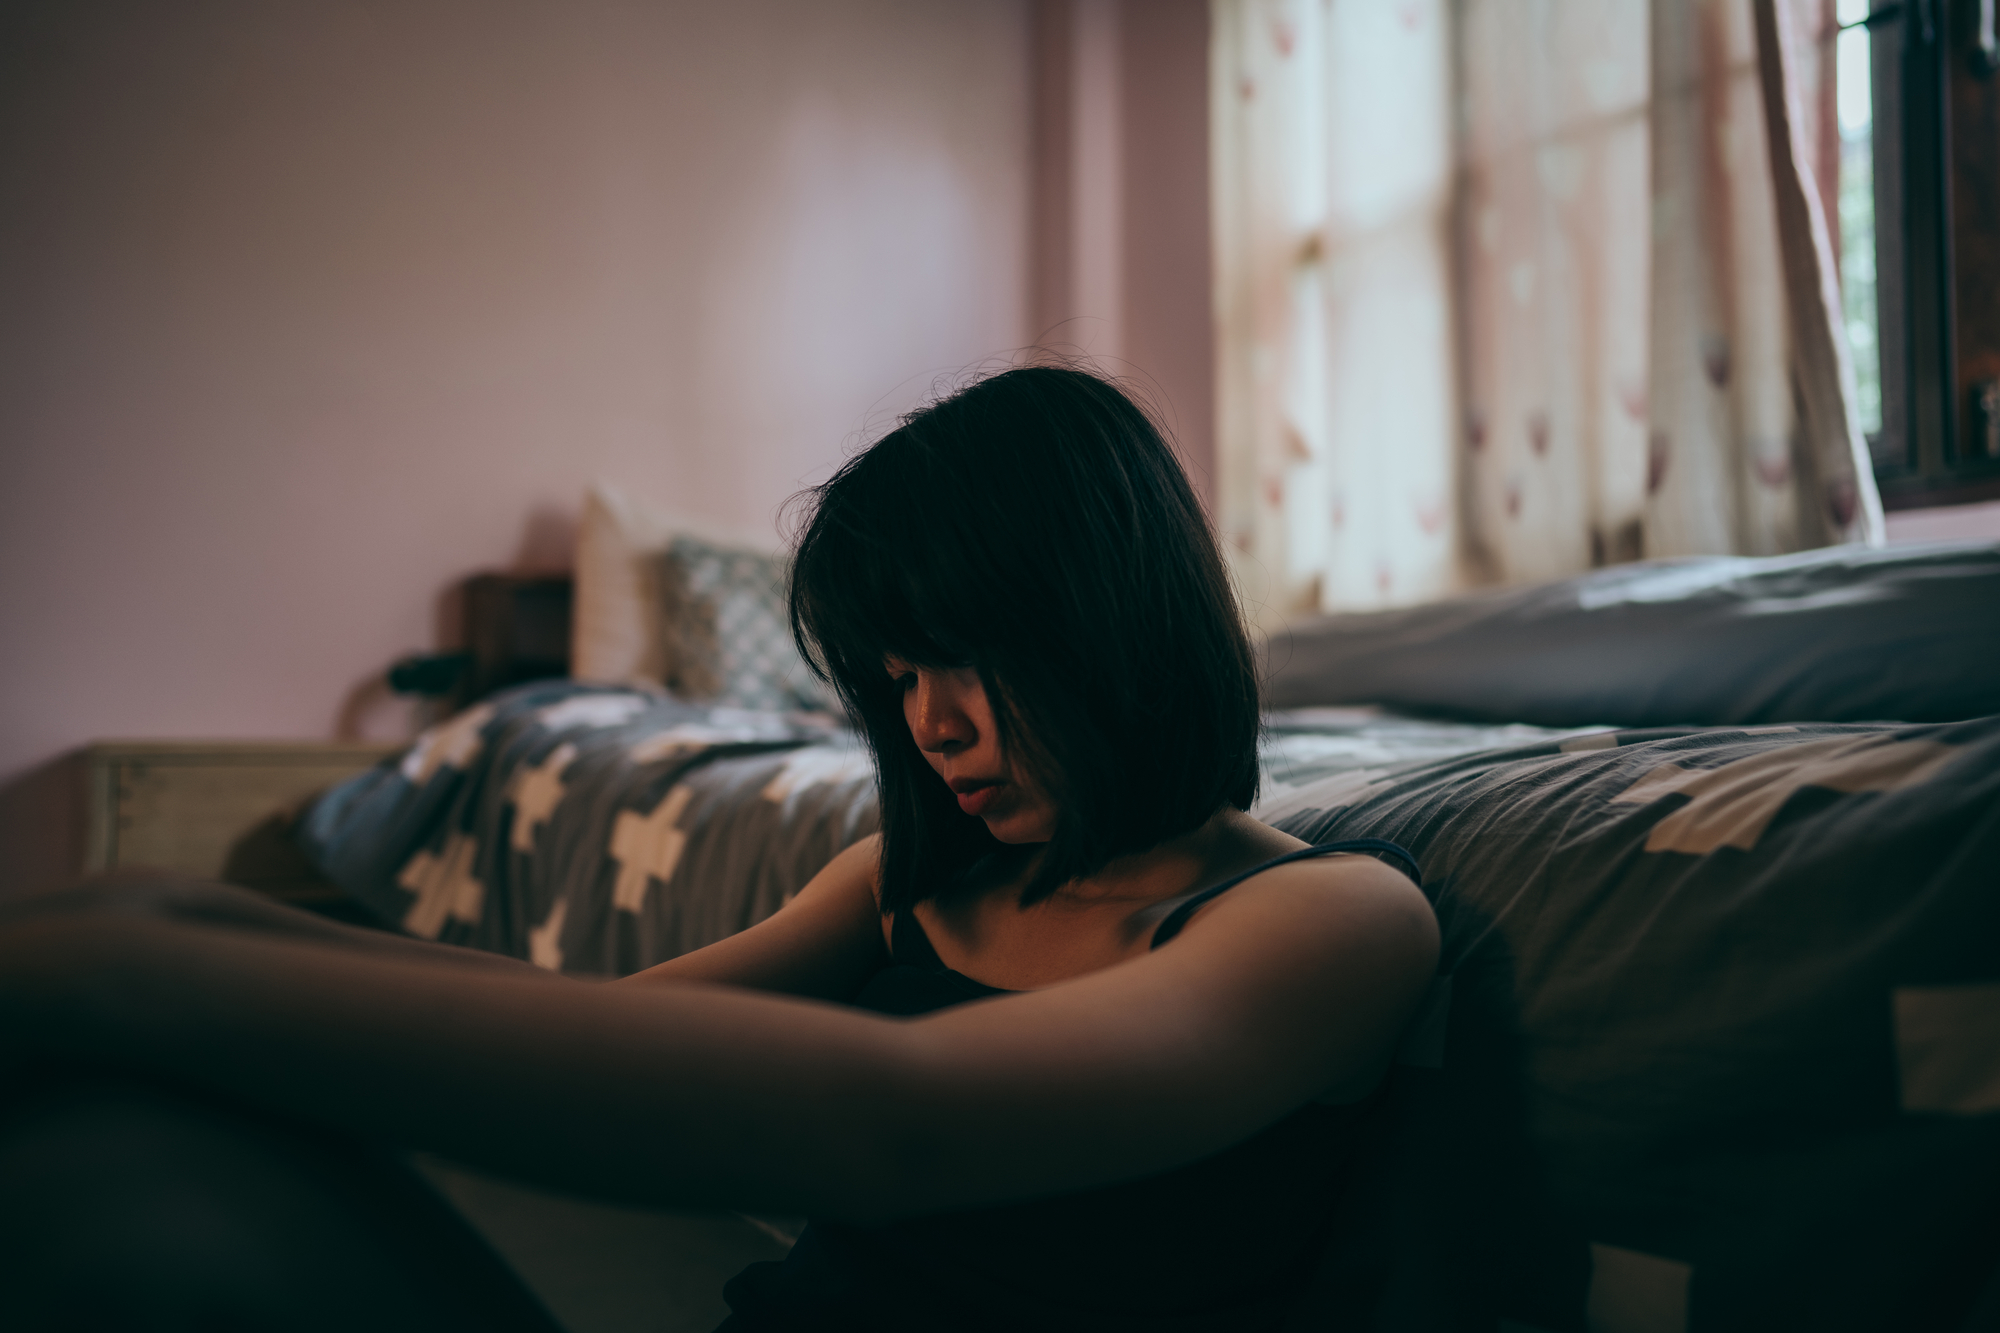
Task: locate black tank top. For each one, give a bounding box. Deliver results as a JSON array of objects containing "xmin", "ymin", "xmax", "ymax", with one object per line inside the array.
[{"xmin": 719, "ymin": 840, "xmax": 1421, "ymax": 1333}]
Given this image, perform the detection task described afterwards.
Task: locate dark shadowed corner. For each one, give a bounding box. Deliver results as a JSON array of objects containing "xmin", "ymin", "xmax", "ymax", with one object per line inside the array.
[{"xmin": 0, "ymin": 750, "xmax": 87, "ymax": 902}]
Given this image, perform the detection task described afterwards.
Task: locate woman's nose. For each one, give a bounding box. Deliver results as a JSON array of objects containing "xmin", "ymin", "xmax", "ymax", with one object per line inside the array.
[{"xmin": 908, "ymin": 672, "xmax": 978, "ymax": 755}]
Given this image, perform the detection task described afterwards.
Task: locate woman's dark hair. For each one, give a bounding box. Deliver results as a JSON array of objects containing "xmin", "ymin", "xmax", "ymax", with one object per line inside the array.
[{"xmin": 789, "ymin": 366, "xmax": 1259, "ymax": 912}]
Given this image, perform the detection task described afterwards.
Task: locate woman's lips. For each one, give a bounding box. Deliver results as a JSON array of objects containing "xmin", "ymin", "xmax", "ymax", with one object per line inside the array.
[{"xmin": 952, "ymin": 780, "xmax": 1004, "ymax": 817}]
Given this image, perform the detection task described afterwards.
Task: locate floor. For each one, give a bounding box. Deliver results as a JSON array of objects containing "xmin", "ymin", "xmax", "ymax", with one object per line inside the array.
[{"xmin": 415, "ymin": 1157, "xmax": 796, "ymax": 1333}]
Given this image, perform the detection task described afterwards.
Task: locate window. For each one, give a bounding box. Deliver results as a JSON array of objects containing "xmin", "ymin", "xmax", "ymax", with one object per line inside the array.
[
  {"xmin": 1836, "ymin": 0, "xmax": 1883, "ymax": 437},
  {"xmin": 1852, "ymin": 0, "xmax": 2000, "ymax": 505}
]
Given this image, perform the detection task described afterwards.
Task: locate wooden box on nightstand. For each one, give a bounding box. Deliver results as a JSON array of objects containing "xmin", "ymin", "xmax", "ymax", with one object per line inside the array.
[{"xmin": 84, "ymin": 741, "xmax": 401, "ymax": 906}]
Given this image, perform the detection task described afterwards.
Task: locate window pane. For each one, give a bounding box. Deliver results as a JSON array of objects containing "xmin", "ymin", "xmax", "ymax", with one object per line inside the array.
[{"xmin": 1835, "ymin": 2, "xmax": 1882, "ymax": 436}]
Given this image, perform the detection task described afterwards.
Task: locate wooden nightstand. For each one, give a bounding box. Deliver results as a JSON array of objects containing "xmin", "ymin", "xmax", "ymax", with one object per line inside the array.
[{"xmin": 84, "ymin": 741, "xmax": 401, "ymax": 906}]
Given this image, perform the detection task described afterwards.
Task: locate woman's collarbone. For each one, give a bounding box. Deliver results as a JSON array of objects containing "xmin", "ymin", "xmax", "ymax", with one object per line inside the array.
[{"xmin": 916, "ymin": 892, "xmax": 1159, "ymax": 989}]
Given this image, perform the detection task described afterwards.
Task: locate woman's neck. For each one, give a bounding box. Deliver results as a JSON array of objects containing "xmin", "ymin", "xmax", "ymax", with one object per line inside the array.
[{"xmin": 1029, "ymin": 808, "xmax": 1288, "ymax": 911}]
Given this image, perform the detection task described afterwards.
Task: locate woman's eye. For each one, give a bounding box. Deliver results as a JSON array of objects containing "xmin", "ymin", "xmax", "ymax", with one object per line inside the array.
[{"xmin": 893, "ymin": 673, "xmax": 917, "ymax": 692}]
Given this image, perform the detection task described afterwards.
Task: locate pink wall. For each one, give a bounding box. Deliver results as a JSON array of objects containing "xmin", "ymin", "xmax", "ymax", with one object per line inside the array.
[
  {"xmin": 1119, "ymin": 0, "xmax": 1216, "ymax": 505},
  {"xmin": 0, "ymin": 0, "xmax": 1035, "ymax": 895},
  {"xmin": 1028, "ymin": 0, "xmax": 1215, "ymax": 502}
]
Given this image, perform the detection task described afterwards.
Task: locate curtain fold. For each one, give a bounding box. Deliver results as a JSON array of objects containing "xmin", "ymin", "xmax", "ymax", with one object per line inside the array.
[
  {"xmin": 1751, "ymin": 0, "xmax": 1886, "ymax": 545},
  {"xmin": 1212, "ymin": 0, "xmax": 1884, "ymax": 621},
  {"xmin": 1457, "ymin": 0, "xmax": 1652, "ymax": 584}
]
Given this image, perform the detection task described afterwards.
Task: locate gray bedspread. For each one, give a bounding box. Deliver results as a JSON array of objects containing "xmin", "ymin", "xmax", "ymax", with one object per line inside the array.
[
  {"xmin": 302, "ymin": 685, "xmax": 866, "ymax": 974},
  {"xmin": 301, "ymin": 681, "xmax": 2000, "ymax": 1327},
  {"xmin": 300, "ymin": 683, "xmax": 1588, "ymax": 974},
  {"xmin": 1267, "ymin": 713, "xmax": 2000, "ymax": 1329}
]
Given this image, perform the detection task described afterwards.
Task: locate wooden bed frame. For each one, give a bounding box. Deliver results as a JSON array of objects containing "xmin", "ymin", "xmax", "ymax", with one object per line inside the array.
[
  {"xmin": 83, "ymin": 740, "xmax": 400, "ymax": 907},
  {"xmin": 79, "ymin": 572, "xmax": 572, "ymax": 906}
]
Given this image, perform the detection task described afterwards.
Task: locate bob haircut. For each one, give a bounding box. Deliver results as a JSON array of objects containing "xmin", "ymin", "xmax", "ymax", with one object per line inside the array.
[{"xmin": 789, "ymin": 366, "xmax": 1260, "ymax": 913}]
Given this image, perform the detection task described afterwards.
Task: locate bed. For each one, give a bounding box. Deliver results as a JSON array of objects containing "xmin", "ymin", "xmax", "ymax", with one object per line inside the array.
[{"xmin": 300, "ymin": 533, "xmax": 2000, "ymax": 1332}]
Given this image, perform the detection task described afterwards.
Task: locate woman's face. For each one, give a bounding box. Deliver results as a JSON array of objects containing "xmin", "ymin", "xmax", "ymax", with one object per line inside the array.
[{"xmin": 885, "ymin": 657, "xmax": 1057, "ymax": 844}]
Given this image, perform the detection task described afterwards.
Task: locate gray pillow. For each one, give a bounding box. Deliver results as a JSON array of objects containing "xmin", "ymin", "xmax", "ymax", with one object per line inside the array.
[
  {"xmin": 657, "ymin": 536, "xmax": 836, "ymax": 713},
  {"xmin": 1262, "ymin": 540, "xmax": 2000, "ymax": 726}
]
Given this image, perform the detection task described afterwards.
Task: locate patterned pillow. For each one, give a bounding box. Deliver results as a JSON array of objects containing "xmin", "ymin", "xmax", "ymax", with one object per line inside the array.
[{"xmin": 657, "ymin": 535, "xmax": 836, "ymax": 713}]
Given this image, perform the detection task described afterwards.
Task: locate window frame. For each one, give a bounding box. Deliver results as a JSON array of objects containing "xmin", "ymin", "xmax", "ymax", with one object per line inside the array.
[{"xmin": 1869, "ymin": 0, "xmax": 2000, "ymax": 508}]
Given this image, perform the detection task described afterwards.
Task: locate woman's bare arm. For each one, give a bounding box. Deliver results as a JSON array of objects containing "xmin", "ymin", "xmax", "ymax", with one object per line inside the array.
[
  {"xmin": 3, "ymin": 872, "xmax": 555, "ymax": 976},
  {"xmin": 613, "ymin": 835, "xmax": 887, "ymax": 1000},
  {"xmin": 1, "ymin": 855, "xmax": 1434, "ymax": 1224},
  {"xmin": 28, "ymin": 839, "xmax": 886, "ymax": 1001}
]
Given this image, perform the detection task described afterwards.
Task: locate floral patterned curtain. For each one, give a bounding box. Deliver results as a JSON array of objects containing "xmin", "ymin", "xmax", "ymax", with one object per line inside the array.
[
  {"xmin": 1647, "ymin": 0, "xmax": 1885, "ymax": 556},
  {"xmin": 1212, "ymin": 0, "xmax": 1883, "ymax": 623},
  {"xmin": 1213, "ymin": 0, "xmax": 1460, "ymax": 619}
]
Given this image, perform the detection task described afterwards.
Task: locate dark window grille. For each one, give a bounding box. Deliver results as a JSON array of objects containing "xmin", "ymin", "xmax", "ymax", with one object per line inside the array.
[{"xmin": 1856, "ymin": 0, "xmax": 2000, "ymax": 509}]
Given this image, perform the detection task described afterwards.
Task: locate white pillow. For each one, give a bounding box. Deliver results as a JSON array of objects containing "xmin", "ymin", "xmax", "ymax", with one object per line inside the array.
[{"xmin": 571, "ymin": 482, "xmax": 784, "ymax": 687}]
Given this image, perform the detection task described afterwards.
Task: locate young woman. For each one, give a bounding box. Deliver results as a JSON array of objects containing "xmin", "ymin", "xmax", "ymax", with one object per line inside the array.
[{"xmin": 0, "ymin": 367, "xmax": 1437, "ymax": 1331}]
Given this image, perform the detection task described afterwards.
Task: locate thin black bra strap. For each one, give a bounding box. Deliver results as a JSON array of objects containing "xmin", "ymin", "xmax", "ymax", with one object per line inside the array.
[
  {"xmin": 1149, "ymin": 838, "xmax": 1422, "ymax": 950},
  {"xmin": 889, "ymin": 906, "xmax": 947, "ymax": 969}
]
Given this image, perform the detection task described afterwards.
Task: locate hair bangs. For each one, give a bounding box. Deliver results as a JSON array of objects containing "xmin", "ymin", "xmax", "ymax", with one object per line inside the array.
[
  {"xmin": 790, "ymin": 453, "xmax": 987, "ymax": 707},
  {"xmin": 786, "ymin": 366, "xmax": 1262, "ymax": 915}
]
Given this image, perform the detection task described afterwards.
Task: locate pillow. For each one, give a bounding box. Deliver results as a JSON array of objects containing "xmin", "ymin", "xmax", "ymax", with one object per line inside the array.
[
  {"xmin": 1261, "ymin": 540, "xmax": 2000, "ymax": 727},
  {"xmin": 570, "ymin": 482, "xmax": 787, "ymax": 689},
  {"xmin": 657, "ymin": 534, "xmax": 835, "ymax": 713}
]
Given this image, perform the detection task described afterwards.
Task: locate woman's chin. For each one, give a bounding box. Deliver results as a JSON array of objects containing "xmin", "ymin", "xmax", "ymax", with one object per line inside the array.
[{"xmin": 981, "ymin": 812, "xmax": 1055, "ymax": 845}]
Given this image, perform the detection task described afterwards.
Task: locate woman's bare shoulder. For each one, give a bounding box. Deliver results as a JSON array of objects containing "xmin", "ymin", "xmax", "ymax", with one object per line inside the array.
[
  {"xmin": 1152, "ymin": 845, "xmax": 1439, "ymax": 1095},
  {"xmin": 1176, "ymin": 847, "xmax": 1434, "ymax": 970},
  {"xmin": 1179, "ymin": 814, "xmax": 1428, "ymax": 951}
]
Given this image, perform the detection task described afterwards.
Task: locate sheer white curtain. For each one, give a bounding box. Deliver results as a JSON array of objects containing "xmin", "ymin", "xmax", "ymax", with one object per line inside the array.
[
  {"xmin": 1457, "ymin": 1, "xmax": 1652, "ymax": 583},
  {"xmin": 1648, "ymin": 0, "xmax": 1885, "ymax": 556},
  {"xmin": 1212, "ymin": 0, "xmax": 1882, "ymax": 623},
  {"xmin": 1212, "ymin": 0, "xmax": 1458, "ymax": 619}
]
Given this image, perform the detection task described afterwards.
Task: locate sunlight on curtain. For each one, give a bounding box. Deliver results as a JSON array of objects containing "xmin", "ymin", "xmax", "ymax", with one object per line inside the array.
[
  {"xmin": 1458, "ymin": 0, "xmax": 1651, "ymax": 584},
  {"xmin": 1650, "ymin": 0, "xmax": 1882, "ymax": 554},
  {"xmin": 1752, "ymin": 0, "xmax": 1885, "ymax": 547},
  {"xmin": 1213, "ymin": 0, "xmax": 1884, "ymax": 618},
  {"xmin": 1212, "ymin": 0, "xmax": 1457, "ymax": 622},
  {"xmin": 1647, "ymin": 0, "xmax": 1802, "ymax": 555}
]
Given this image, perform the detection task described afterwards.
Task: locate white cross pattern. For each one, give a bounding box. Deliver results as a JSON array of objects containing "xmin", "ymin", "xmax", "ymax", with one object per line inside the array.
[
  {"xmin": 528, "ymin": 897, "xmax": 569, "ymax": 972},
  {"xmin": 608, "ymin": 785, "xmax": 695, "ymax": 913},
  {"xmin": 535, "ymin": 694, "xmax": 650, "ymax": 734},
  {"xmin": 397, "ymin": 832, "xmax": 485, "ymax": 938},
  {"xmin": 1612, "ymin": 733, "xmax": 1960, "ymax": 854},
  {"xmin": 399, "ymin": 704, "xmax": 496, "ymax": 786},
  {"xmin": 510, "ymin": 742, "xmax": 577, "ymax": 853}
]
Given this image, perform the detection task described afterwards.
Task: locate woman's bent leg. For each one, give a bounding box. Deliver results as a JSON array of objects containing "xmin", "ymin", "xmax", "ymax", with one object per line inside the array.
[
  {"xmin": 7, "ymin": 873, "xmax": 546, "ymax": 977},
  {"xmin": 0, "ymin": 1070, "xmax": 565, "ymax": 1333}
]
